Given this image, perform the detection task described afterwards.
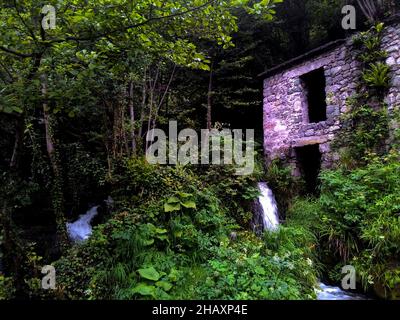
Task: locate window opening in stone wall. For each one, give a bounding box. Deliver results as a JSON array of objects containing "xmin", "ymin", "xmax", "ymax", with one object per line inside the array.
[
  {"xmin": 295, "ymin": 144, "xmax": 322, "ymax": 195},
  {"xmin": 300, "ymin": 68, "xmax": 327, "ymax": 123}
]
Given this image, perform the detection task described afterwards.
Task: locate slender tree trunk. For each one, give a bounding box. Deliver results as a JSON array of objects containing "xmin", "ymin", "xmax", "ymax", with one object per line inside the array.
[
  {"xmin": 206, "ymin": 61, "xmax": 214, "ymax": 130},
  {"xmin": 9, "ymin": 117, "xmax": 24, "ymax": 169},
  {"xmin": 138, "ymin": 69, "xmax": 147, "ymax": 146},
  {"xmin": 40, "ymin": 73, "xmax": 68, "ymax": 251},
  {"xmin": 128, "ymin": 81, "xmax": 136, "ymax": 154},
  {"xmin": 145, "ymin": 66, "xmax": 159, "ymax": 151},
  {"xmin": 150, "ymin": 65, "xmax": 176, "ymax": 142}
]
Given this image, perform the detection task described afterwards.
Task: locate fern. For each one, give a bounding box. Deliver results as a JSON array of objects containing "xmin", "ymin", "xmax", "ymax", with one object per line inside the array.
[{"xmin": 362, "ymin": 62, "xmax": 390, "ymax": 88}]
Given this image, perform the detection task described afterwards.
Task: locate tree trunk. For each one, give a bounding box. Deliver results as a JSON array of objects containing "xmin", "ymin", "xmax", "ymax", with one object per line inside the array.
[
  {"xmin": 40, "ymin": 73, "xmax": 68, "ymax": 252},
  {"xmin": 139, "ymin": 69, "xmax": 147, "ymax": 150},
  {"xmin": 145, "ymin": 66, "xmax": 159, "ymax": 152},
  {"xmin": 128, "ymin": 81, "xmax": 136, "ymax": 154},
  {"xmin": 206, "ymin": 61, "xmax": 214, "ymax": 130},
  {"xmin": 9, "ymin": 117, "xmax": 24, "ymax": 169},
  {"xmin": 150, "ymin": 65, "xmax": 176, "ymax": 142}
]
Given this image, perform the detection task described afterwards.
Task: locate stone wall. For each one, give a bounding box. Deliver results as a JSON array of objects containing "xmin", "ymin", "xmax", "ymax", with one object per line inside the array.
[
  {"xmin": 263, "ymin": 21, "xmax": 400, "ymax": 174},
  {"xmin": 383, "ymin": 23, "xmax": 400, "ymax": 113}
]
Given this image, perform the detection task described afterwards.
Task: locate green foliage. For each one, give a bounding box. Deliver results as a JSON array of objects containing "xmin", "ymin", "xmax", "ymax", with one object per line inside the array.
[
  {"xmin": 0, "ymin": 275, "xmax": 15, "ymax": 300},
  {"xmin": 264, "ymin": 159, "xmax": 304, "ymax": 216},
  {"xmin": 362, "ymin": 62, "xmax": 390, "ymax": 88},
  {"xmin": 4, "ymin": 0, "xmax": 399, "ymax": 302},
  {"xmin": 132, "ymin": 266, "xmax": 175, "ymax": 299},
  {"xmin": 290, "ymin": 152, "xmax": 400, "ymax": 299},
  {"xmin": 353, "ymin": 23, "xmax": 387, "ymax": 64},
  {"xmin": 335, "ymin": 101, "xmax": 389, "ymax": 166},
  {"xmin": 52, "ymin": 155, "xmax": 319, "ymax": 300},
  {"xmin": 194, "ymin": 231, "xmax": 317, "ymax": 300},
  {"xmin": 334, "ymin": 24, "xmax": 391, "ymax": 166},
  {"xmin": 164, "ymin": 192, "xmax": 196, "ymax": 213}
]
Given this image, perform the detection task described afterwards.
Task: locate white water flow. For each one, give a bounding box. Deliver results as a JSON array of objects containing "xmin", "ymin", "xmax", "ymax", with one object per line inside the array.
[
  {"xmin": 257, "ymin": 182, "xmax": 367, "ymax": 300},
  {"xmin": 257, "ymin": 182, "xmax": 279, "ymax": 231},
  {"xmin": 316, "ymin": 283, "xmax": 367, "ymax": 300},
  {"xmin": 66, "ymin": 206, "xmax": 99, "ymax": 242}
]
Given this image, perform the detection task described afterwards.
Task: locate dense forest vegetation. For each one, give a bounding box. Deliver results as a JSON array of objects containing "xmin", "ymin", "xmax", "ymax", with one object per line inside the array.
[{"xmin": 1, "ymin": 0, "xmax": 400, "ymax": 300}]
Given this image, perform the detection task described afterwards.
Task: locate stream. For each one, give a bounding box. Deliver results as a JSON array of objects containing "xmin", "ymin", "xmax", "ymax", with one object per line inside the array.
[
  {"xmin": 65, "ymin": 187, "xmax": 369, "ymax": 300},
  {"xmin": 66, "ymin": 205, "xmax": 99, "ymax": 242},
  {"xmin": 256, "ymin": 182, "xmax": 369, "ymax": 300},
  {"xmin": 316, "ymin": 283, "xmax": 368, "ymax": 300}
]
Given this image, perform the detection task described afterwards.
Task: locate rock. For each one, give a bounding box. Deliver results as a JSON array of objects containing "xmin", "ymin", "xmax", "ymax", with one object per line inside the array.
[{"xmin": 386, "ymin": 56, "xmax": 396, "ymax": 66}]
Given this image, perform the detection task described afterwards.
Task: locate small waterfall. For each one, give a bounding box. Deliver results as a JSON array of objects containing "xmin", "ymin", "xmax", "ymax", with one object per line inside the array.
[
  {"xmin": 252, "ymin": 182, "xmax": 368, "ymax": 300},
  {"xmin": 255, "ymin": 182, "xmax": 280, "ymax": 231},
  {"xmin": 66, "ymin": 206, "xmax": 99, "ymax": 242},
  {"xmin": 317, "ymin": 283, "xmax": 368, "ymax": 300}
]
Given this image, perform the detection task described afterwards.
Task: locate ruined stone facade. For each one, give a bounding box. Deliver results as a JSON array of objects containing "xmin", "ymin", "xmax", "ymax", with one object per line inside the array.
[{"xmin": 262, "ymin": 21, "xmax": 400, "ymax": 177}]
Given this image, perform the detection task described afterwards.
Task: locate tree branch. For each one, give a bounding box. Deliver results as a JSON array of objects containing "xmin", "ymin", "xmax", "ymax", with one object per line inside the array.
[
  {"xmin": 0, "ymin": 46, "xmax": 32, "ymax": 58},
  {"xmin": 49, "ymin": 1, "xmax": 215, "ymax": 44}
]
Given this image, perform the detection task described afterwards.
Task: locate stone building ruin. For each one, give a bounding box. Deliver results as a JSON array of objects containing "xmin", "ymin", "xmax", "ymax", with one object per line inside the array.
[{"xmin": 261, "ymin": 18, "xmax": 400, "ymax": 193}]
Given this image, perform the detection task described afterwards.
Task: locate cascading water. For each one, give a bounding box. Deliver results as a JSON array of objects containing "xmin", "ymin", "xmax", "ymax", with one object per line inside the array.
[
  {"xmin": 256, "ymin": 182, "xmax": 279, "ymax": 231},
  {"xmin": 316, "ymin": 283, "xmax": 368, "ymax": 300},
  {"xmin": 66, "ymin": 206, "xmax": 99, "ymax": 242},
  {"xmin": 254, "ymin": 182, "xmax": 367, "ymax": 300}
]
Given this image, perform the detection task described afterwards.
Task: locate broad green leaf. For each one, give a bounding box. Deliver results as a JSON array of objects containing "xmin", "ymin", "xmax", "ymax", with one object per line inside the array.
[
  {"xmin": 155, "ymin": 281, "xmax": 173, "ymax": 291},
  {"xmin": 164, "ymin": 202, "xmax": 181, "ymax": 212},
  {"xmin": 167, "ymin": 196, "xmax": 180, "ymax": 203},
  {"xmin": 138, "ymin": 266, "xmax": 161, "ymax": 281},
  {"xmin": 155, "ymin": 228, "xmax": 167, "ymax": 234},
  {"xmin": 177, "ymin": 192, "xmax": 192, "ymax": 198},
  {"xmin": 132, "ymin": 283, "xmax": 156, "ymax": 296},
  {"xmin": 174, "ymin": 230, "xmax": 183, "ymax": 238},
  {"xmin": 181, "ymin": 200, "xmax": 196, "ymax": 209}
]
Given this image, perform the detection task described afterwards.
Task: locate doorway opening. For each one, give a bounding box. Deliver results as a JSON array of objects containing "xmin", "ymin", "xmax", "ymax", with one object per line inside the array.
[
  {"xmin": 295, "ymin": 144, "xmax": 322, "ymax": 194},
  {"xmin": 300, "ymin": 68, "xmax": 327, "ymax": 123}
]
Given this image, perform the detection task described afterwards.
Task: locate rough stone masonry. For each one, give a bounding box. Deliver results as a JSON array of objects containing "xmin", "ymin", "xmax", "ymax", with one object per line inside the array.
[{"xmin": 262, "ymin": 19, "xmax": 400, "ymax": 177}]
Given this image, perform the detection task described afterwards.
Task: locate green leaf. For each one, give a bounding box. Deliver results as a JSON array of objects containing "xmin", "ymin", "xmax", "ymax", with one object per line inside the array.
[
  {"xmin": 177, "ymin": 192, "xmax": 192, "ymax": 198},
  {"xmin": 138, "ymin": 267, "xmax": 161, "ymax": 281},
  {"xmin": 167, "ymin": 196, "xmax": 180, "ymax": 203},
  {"xmin": 155, "ymin": 228, "xmax": 167, "ymax": 234},
  {"xmin": 155, "ymin": 281, "xmax": 173, "ymax": 291},
  {"xmin": 164, "ymin": 202, "xmax": 181, "ymax": 212},
  {"xmin": 132, "ymin": 283, "xmax": 156, "ymax": 296},
  {"xmin": 156, "ymin": 288, "xmax": 171, "ymax": 300},
  {"xmin": 181, "ymin": 200, "xmax": 196, "ymax": 209},
  {"xmin": 254, "ymin": 266, "xmax": 266, "ymax": 275},
  {"xmin": 167, "ymin": 268, "xmax": 180, "ymax": 282},
  {"xmin": 12, "ymin": 106, "xmax": 23, "ymax": 113},
  {"xmin": 143, "ymin": 238, "xmax": 155, "ymax": 246},
  {"xmin": 173, "ymin": 230, "xmax": 183, "ymax": 238}
]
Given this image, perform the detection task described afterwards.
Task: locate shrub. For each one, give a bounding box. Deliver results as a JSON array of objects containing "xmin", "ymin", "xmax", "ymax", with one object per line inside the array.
[
  {"xmin": 194, "ymin": 231, "xmax": 318, "ymax": 300},
  {"xmin": 291, "ymin": 151, "xmax": 400, "ymax": 298},
  {"xmin": 53, "ymin": 156, "xmax": 319, "ymax": 300}
]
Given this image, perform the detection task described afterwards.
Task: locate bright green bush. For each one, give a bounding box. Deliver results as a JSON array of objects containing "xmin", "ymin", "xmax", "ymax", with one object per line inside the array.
[
  {"xmin": 54, "ymin": 157, "xmax": 319, "ymax": 300},
  {"xmin": 193, "ymin": 230, "xmax": 317, "ymax": 300}
]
